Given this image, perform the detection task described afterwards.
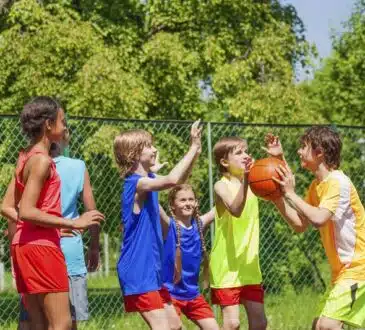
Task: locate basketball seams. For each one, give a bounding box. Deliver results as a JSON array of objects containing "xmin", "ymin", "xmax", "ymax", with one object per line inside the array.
[{"xmin": 248, "ymin": 157, "xmax": 284, "ymax": 201}]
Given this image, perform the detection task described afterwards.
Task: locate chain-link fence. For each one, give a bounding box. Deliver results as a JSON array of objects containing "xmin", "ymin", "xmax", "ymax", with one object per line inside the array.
[{"xmin": 0, "ymin": 116, "xmax": 364, "ymax": 329}]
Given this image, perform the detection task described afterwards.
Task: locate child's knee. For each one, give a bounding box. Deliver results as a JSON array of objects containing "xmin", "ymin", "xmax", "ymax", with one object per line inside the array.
[
  {"xmin": 253, "ymin": 318, "xmax": 268, "ymax": 330},
  {"xmin": 52, "ymin": 316, "xmax": 72, "ymax": 330},
  {"xmin": 249, "ymin": 316, "xmax": 267, "ymax": 330},
  {"xmin": 169, "ymin": 321, "xmax": 182, "ymax": 330},
  {"xmin": 170, "ymin": 325, "xmax": 182, "ymax": 330},
  {"xmin": 315, "ymin": 317, "xmax": 342, "ymax": 330},
  {"xmin": 167, "ymin": 312, "xmax": 182, "ymax": 330},
  {"xmin": 223, "ymin": 318, "xmax": 240, "ymax": 330}
]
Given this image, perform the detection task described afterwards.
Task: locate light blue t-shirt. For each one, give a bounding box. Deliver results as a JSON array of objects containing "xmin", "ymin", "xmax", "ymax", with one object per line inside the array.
[{"xmin": 54, "ymin": 156, "xmax": 87, "ymax": 276}]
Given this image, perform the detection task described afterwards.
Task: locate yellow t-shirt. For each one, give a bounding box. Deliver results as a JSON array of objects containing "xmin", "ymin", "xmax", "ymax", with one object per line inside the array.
[
  {"xmin": 209, "ymin": 176, "xmax": 262, "ymax": 288},
  {"xmin": 306, "ymin": 170, "xmax": 365, "ymax": 284}
]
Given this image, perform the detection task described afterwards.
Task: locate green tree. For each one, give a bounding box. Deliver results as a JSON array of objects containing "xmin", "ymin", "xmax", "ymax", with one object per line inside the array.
[
  {"xmin": 306, "ymin": 0, "xmax": 365, "ymax": 126},
  {"xmin": 0, "ymin": 0, "xmax": 317, "ymax": 123}
]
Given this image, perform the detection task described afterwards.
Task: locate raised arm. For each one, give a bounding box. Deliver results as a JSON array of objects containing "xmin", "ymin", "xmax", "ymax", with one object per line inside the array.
[
  {"xmin": 19, "ymin": 154, "xmax": 103, "ymax": 230},
  {"xmin": 159, "ymin": 204, "xmax": 171, "ymax": 239},
  {"xmin": 83, "ymin": 168, "xmax": 101, "ymax": 272},
  {"xmin": 262, "ymin": 133, "xmax": 287, "ymax": 164},
  {"xmin": 200, "ymin": 207, "xmax": 215, "ymax": 230},
  {"xmin": 137, "ymin": 120, "xmax": 202, "ymax": 193},
  {"xmin": 214, "ymin": 174, "xmax": 249, "ymax": 218}
]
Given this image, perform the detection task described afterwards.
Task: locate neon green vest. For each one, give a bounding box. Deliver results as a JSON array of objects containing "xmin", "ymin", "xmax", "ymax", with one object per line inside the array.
[{"xmin": 210, "ymin": 177, "xmax": 262, "ymax": 288}]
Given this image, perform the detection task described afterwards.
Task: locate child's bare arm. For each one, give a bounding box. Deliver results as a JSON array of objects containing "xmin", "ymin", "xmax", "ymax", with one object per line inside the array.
[
  {"xmin": 150, "ymin": 152, "xmax": 168, "ymax": 174},
  {"xmin": 272, "ymin": 197, "xmax": 309, "ymax": 232},
  {"xmin": 274, "ymin": 164, "xmax": 332, "ymax": 228},
  {"xmin": 19, "ymin": 155, "xmax": 104, "ymax": 230},
  {"xmin": 282, "ymin": 193, "xmax": 332, "ymax": 228},
  {"xmin": 214, "ymin": 175, "xmax": 249, "ymax": 218},
  {"xmin": 159, "ymin": 204, "xmax": 170, "ymax": 239},
  {"xmin": 137, "ymin": 120, "xmax": 202, "ymax": 192},
  {"xmin": 1, "ymin": 176, "xmax": 19, "ymax": 223},
  {"xmin": 201, "ymin": 208, "xmax": 215, "ymax": 229},
  {"xmin": 83, "ymin": 168, "xmax": 101, "ymax": 272}
]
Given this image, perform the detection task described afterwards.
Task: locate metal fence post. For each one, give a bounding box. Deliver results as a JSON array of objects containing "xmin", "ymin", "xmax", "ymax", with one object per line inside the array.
[
  {"xmin": 207, "ymin": 122, "xmax": 214, "ymax": 242},
  {"xmin": 104, "ymin": 233, "xmax": 110, "ymax": 277}
]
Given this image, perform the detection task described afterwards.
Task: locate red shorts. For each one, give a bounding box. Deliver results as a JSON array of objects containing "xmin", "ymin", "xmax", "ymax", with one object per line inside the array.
[
  {"xmin": 11, "ymin": 244, "xmax": 69, "ymax": 294},
  {"xmin": 211, "ymin": 284, "xmax": 264, "ymax": 305},
  {"xmin": 124, "ymin": 290, "xmax": 166, "ymax": 312},
  {"xmin": 161, "ymin": 287, "xmax": 214, "ymax": 321}
]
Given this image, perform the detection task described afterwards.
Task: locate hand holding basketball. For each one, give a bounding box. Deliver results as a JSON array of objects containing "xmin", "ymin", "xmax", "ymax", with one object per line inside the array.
[
  {"xmin": 244, "ymin": 156, "xmax": 254, "ymax": 174},
  {"xmin": 272, "ymin": 164, "xmax": 296, "ymax": 196}
]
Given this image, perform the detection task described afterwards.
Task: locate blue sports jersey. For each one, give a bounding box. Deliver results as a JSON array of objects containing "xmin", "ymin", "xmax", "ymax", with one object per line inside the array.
[
  {"xmin": 54, "ymin": 156, "xmax": 87, "ymax": 276},
  {"xmin": 117, "ymin": 173, "xmax": 163, "ymax": 295},
  {"xmin": 162, "ymin": 219, "xmax": 202, "ymax": 301}
]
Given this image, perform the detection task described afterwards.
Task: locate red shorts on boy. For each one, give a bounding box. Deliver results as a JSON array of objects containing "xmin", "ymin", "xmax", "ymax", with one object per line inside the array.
[
  {"xmin": 124, "ymin": 290, "xmax": 166, "ymax": 312},
  {"xmin": 161, "ymin": 287, "xmax": 214, "ymax": 321},
  {"xmin": 211, "ymin": 284, "xmax": 264, "ymax": 305},
  {"xmin": 11, "ymin": 244, "xmax": 69, "ymax": 294}
]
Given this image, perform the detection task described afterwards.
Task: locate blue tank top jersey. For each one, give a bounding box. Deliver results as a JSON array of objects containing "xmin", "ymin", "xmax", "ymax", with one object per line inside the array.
[
  {"xmin": 54, "ymin": 156, "xmax": 87, "ymax": 276},
  {"xmin": 162, "ymin": 219, "xmax": 202, "ymax": 301},
  {"xmin": 117, "ymin": 173, "xmax": 163, "ymax": 296}
]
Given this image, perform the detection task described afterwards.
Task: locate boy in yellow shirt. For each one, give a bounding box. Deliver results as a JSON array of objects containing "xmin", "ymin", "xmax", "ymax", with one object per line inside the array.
[
  {"xmin": 271, "ymin": 127, "xmax": 365, "ymax": 330},
  {"xmin": 210, "ymin": 137, "xmax": 267, "ymax": 330}
]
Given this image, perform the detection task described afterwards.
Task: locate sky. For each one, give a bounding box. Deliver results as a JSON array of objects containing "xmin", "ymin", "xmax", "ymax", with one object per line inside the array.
[{"xmin": 283, "ymin": 0, "xmax": 356, "ymax": 59}]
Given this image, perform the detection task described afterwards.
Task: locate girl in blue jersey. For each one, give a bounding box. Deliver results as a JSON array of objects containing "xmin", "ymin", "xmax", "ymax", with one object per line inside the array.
[
  {"xmin": 160, "ymin": 184, "xmax": 219, "ymax": 330},
  {"xmin": 113, "ymin": 121, "xmax": 202, "ymax": 330}
]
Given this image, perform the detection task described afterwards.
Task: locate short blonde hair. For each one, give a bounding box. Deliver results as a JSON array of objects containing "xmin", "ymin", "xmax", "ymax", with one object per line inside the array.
[
  {"xmin": 113, "ymin": 129, "xmax": 153, "ymax": 177},
  {"xmin": 213, "ymin": 136, "xmax": 247, "ymax": 174}
]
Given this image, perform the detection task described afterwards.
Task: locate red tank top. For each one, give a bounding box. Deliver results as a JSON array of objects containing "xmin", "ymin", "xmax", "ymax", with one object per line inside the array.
[{"xmin": 12, "ymin": 148, "xmax": 62, "ymax": 247}]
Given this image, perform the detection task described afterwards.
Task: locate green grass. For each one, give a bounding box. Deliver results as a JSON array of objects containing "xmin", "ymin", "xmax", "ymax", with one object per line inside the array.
[{"xmin": 0, "ymin": 273, "xmax": 361, "ymax": 329}]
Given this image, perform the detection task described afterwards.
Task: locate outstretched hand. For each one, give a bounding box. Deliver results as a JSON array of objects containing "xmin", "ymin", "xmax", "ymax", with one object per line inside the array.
[
  {"xmin": 73, "ymin": 210, "xmax": 105, "ymax": 230},
  {"xmin": 261, "ymin": 133, "xmax": 284, "ymax": 158},
  {"xmin": 272, "ymin": 164, "xmax": 295, "ymax": 195},
  {"xmin": 150, "ymin": 151, "xmax": 168, "ymax": 173},
  {"xmin": 190, "ymin": 119, "xmax": 202, "ymax": 153}
]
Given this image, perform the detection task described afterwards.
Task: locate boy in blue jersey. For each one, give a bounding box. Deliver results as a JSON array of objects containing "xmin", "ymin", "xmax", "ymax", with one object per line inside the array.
[
  {"xmin": 18, "ymin": 129, "xmax": 100, "ymax": 330},
  {"xmin": 113, "ymin": 120, "xmax": 202, "ymax": 330}
]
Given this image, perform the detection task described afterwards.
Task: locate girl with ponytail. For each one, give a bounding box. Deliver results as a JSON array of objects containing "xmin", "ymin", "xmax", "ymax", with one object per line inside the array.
[{"xmin": 160, "ymin": 184, "xmax": 219, "ymax": 330}]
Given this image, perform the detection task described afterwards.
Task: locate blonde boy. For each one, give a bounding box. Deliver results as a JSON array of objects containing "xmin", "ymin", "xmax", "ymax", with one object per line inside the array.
[
  {"xmin": 210, "ymin": 137, "xmax": 267, "ymax": 330},
  {"xmin": 113, "ymin": 121, "xmax": 202, "ymax": 330}
]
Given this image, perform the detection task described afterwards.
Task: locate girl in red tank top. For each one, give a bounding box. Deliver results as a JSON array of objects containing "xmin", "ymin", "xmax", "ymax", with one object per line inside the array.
[{"xmin": 1, "ymin": 97, "xmax": 104, "ymax": 330}]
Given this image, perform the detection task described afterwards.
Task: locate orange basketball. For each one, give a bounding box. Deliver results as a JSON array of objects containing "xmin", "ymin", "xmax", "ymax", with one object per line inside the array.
[{"xmin": 248, "ymin": 157, "xmax": 285, "ymax": 201}]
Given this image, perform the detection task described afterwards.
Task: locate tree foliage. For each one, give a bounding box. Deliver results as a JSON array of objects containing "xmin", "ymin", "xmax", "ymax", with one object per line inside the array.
[
  {"xmin": 0, "ymin": 0, "xmax": 317, "ymax": 122},
  {"xmin": 305, "ymin": 0, "xmax": 365, "ymax": 126}
]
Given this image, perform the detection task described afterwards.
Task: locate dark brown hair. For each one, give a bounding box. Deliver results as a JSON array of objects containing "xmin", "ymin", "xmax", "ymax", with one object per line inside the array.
[
  {"xmin": 168, "ymin": 184, "xmax": 210, "ymax": 288},
  {"xmin": 213, "ymin": 137, "xmax": 247, "ymax": 173},
  {"xmin": 300, "ymin": 126, "xmax": 342, "ymax": 169},
  {"xmin": 20, "ymin": 96, "xmax": 62, "ymax": 141}
]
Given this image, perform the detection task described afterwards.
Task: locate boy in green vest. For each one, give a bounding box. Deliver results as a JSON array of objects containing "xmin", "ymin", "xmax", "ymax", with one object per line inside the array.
[{"xmin": 210, "ymin": 137, "xmax": 267, "ymax": 330}]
